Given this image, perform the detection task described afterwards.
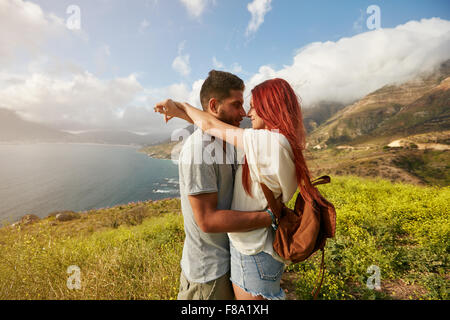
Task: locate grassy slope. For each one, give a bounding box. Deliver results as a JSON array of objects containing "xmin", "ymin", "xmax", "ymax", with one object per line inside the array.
[
  {"xmin": 0, "ymin": 199, "xmax": 184, "ymax": 300},
  {"xmin": 285, "ymin": 176, "xmax": 449, "ymax": 300},
  {"xmin": 307, "ymin": 145, "xmax": 450, "ymax": 188},
  {"xmin": 0, "ymin": 176, "xmax": 448, "ymax": 300}
]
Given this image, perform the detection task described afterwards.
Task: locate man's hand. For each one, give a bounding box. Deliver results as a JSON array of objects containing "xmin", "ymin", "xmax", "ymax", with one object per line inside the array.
[
  {"xmin": 188, "ymin": 192, "xmax": 272, "ymax": 233},
  {"xmin": 267, "ymin": 195, "xmax": 284, "ymax": 220}
]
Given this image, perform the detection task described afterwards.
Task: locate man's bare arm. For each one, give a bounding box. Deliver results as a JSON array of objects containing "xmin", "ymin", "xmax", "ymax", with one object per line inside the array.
[{"xmin": 188, "ymin": 192, "xmax": 272, "ymax": 233}]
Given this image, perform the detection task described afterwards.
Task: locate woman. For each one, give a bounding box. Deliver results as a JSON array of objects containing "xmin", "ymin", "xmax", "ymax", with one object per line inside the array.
[{"xmin": 155, "ymin": 78, "xmax": 326, "ymax": 300}]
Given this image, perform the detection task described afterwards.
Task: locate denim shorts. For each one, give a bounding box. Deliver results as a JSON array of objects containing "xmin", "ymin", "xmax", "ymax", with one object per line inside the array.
[{"xmin": 229, "ymin": 241, "xmax": 286, "ymax": 300}]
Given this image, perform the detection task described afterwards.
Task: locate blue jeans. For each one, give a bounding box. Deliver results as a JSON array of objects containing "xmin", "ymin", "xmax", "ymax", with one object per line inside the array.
[{"xmin": 229, "ymin": 241, "xmax": 286, "ymax": 300}]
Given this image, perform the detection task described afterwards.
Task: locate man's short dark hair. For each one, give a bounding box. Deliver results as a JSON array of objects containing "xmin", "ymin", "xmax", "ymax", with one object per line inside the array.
[{"xmin": 200, "ymin": 70, "xmax": 245, "ymax": 111}]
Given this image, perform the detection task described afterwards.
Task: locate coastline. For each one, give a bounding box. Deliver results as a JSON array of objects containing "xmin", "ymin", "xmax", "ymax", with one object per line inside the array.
[
  {"xmin": 138, "ymin": 141, "xmax": 182, "ymax": 162},
  {"xmin": 0, "ymin": 141, "xmax": 143, "ymax": 149},
  {"xmin": 2, "ymin": 195, "xmax": 181, "ymax": 226},
  {"xmin": 0, "ymin": 141, "xmax": 179, "ymax": 225},
  {"xmin": 138, "ymin": 151, "xmax": 174, "ymax": 162}
]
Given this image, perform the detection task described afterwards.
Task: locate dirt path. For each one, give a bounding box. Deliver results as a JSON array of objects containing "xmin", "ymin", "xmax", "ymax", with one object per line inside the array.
[{"xmin": 388, "ymin": 139, "xmax": 450, "ymax": 150}]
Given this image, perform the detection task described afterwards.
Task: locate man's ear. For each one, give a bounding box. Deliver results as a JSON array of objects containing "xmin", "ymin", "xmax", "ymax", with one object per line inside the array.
[{"xmin": 208, "ymin": 98, "xmax": 219, "ymax": 115}]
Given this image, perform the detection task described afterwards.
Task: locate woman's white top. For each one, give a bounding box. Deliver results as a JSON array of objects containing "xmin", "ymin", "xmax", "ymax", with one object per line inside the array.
[{"xmin": 229, "ymin": 129, "xmax": 298, "ymax": 263}]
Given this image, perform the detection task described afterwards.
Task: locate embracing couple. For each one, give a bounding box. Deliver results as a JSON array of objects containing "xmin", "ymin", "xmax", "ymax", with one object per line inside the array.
[{"xmin": 155, "ymin": 70, "xmax": 322, "ymax": 300}]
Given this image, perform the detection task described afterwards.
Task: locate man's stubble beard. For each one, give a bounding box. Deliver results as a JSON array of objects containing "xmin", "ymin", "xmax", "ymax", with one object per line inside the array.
[{"xmin": 217, "ymin": 109, "xmax": 239, "ymax": 128}]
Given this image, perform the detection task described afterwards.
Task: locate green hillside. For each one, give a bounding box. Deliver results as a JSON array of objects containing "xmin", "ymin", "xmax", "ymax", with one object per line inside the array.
[
  {"xmin": 307, "ymin": 138, "xmax": 450, "ymax": 188},
  {"xmin": 0, "ymin": 176, "xmax": 448, "ymax": 300}
]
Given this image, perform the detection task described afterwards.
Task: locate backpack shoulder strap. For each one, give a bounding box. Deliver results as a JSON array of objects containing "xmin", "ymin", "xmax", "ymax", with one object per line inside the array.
[
  {"xmin": 312, "ymin": 175, "xmax": 331, "ymax": 186},
  {"xmin": 261, "ymin": 175, "xmax": 331, "ymax": 219},
  {"xmin": 311, "ymin": 249, "xmax": 326, "ymax": 300}
]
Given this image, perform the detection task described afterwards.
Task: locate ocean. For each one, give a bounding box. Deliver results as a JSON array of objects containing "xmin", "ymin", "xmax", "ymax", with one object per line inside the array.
[{"xmin": 0, "ymin": 143, "xmax": 179, "ymax": 222}]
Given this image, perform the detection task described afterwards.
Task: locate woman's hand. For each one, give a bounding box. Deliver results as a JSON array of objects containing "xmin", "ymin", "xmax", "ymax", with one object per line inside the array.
[
  {"xmin": 155, "ymin": 98, "xmax": 244, "ymax": 149},
  {"xmin": 154, "ymin": 99, "xmax": 190, "ymax": 123}
]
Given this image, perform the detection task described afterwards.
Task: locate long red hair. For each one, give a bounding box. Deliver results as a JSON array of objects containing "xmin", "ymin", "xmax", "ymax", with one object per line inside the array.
[{"xmin": 242, "ymin": 78, "xmax": 326, "ymax": 207}]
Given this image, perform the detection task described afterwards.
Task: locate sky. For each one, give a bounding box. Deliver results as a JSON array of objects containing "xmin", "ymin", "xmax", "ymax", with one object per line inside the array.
[{"xmin": 0, "ymin": 0, "xmax": 449, "ymax": 135}]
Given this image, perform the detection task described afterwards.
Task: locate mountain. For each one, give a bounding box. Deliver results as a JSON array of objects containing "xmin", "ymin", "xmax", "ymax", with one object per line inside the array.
[
  {"xmin": 307, "ymin": 60, "xmax": 450, "ymax": 147},
  {"xmin": 370, "ymin": 77, "xmax": 450, "ymax": 138},
  {"xmin": 0, "ymin": 108, "xmax": 172, "ymax": 146},
  {"xmin": 302, "ymin": 101, "xmax": 347, "ymax": 134},
  {"xmin": 0, "ymin": 108, "xmax": 75, "ymax": 143},
  {"xmin": 74, "ymin": 130, "xmax": 168, "ymax": 146}
]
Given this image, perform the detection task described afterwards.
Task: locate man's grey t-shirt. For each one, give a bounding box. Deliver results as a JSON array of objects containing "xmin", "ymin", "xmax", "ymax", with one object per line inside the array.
[{"xmin": 178, "ymin": 129, "xmax": 236, "ymax": 283}]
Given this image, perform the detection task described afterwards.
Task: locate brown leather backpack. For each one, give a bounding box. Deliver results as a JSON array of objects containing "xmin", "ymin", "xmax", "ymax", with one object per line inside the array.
[{"xmin": 260, "ymin": 175, "xmax": 337, "ymax": 299}]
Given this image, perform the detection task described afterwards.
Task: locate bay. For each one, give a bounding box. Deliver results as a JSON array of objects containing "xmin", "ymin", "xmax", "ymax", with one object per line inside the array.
[{"xmin": 0, "ymin": 143, "xmax": 179, "ymax": 223}]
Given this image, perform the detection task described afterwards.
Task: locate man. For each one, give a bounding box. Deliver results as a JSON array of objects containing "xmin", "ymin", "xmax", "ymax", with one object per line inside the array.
[{"xmin": 175, "ymin": 70, "xmax": 275, "ymax": 300}]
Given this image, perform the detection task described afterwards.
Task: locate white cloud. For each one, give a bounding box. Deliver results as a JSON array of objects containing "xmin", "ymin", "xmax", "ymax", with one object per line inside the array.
[
  {"xmin": 246, "ymin": 18, "xmax": 450, "ymax": 107},
  {"xmin": 0, "ymin": 0, "xmax": 65, "ymax": 65},
  {"xmin": 188, "ymin": 79, "xmax": 204, "ymax": 108},
  {"xmin": 172, "ymin": 42, "xmax": 191, "ymax": 77},
  {"xmin": 179, "ymin": 0, "xmax": 214, "ymax": 18},
  {"xmin": 246, "ymin": 0, "xmax": 272, "ymax": 36},
  {"xmin": 0, "ymin": 72, "xmax": 144, "ymax": 131},
  {"xmin": 147, "ymin": 79, "xmax": 203, "ymax": 108},
  {"xmin": 125, "ymin": 79, "xmax": 204, "ymax": 133},
  {"xmin": 139, "ymin": 19, "xmax": 150, "ymax": 33},
  {"xmin": 212, "ymin": 56, "xmax": 224, "ymax": 69},
  {"xmin": 212, "ymin": 57, "xmax": 244, "ymax": 74},
  {"xmin": 172, "ymin": 55, "xmax": 191, "ymax": 77},
  {"xmin": 0, "ymin": 69, "xmax": 206, "ymax": 134},
  {"xmin": 231, "ymin": 63, "xmax": 243, "ymax": 74}
]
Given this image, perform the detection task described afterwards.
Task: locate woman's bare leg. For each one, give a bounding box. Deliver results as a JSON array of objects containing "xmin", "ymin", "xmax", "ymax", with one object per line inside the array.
[{"xmin": 232, "ymin": 283, "xmax": 266, "ymax": 300}]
